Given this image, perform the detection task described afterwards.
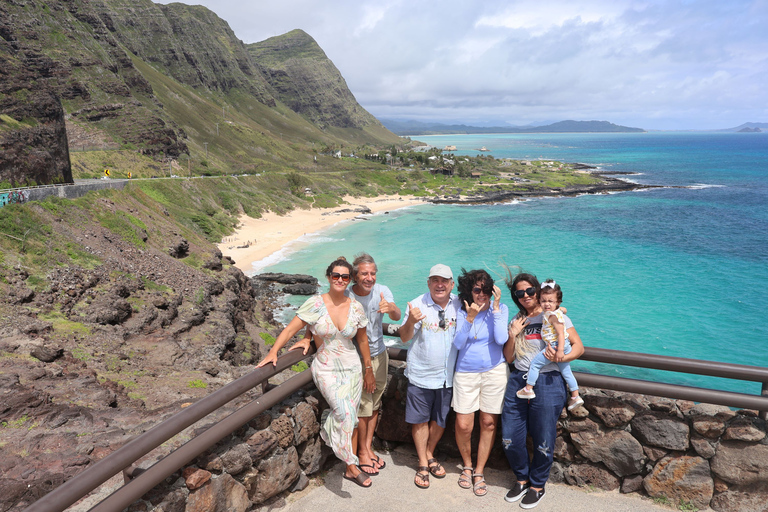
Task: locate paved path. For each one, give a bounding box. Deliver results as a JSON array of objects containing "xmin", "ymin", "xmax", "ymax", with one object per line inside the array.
[{"xmin": 262, "ymin": 445, "xmax": 679, "ymax": 512}]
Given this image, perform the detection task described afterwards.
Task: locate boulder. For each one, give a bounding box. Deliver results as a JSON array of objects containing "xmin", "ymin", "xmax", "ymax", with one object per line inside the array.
[
  {"xmin": 282, "ymin": 283, "xmax": 317, "ymax": 295},
  {"xmin": 219, "ymin": 444, "xmax": 252, "ymax": 476},
  {"xmin": 246, "ymin": 429, "xmax": 278, "ymax": 462},
  {"xmin": 643, "ymin": 456, "xmax": 713, "ymax": 510},
  {"xmin": 269, "ymin": 415, "xmax": 295, "ymax": 449},
  {"xmin": 292, "ymin": 402, "xmax": 319, "ymax": 445},
  {"xmin": 722, "ymin": 416, "xmax": 766, "ymax": 442},
  {"xmin": 584, "ymin": 395, "xmax": 636, "ymax": 427},
  {"xmin": 245, "ymin": 446, "xmax": 301, "ymax": 504},
  {"xmin": 563, "ymin": 462, "xmax": 620, "ymax": 490},
  {"xmin": 186, "ymin": 473, "xmax": 250, "ymax": 512},
  {"xmin": 631, "ymin": 411, "xmax": 690, "ymax": 451},
  {"xmin": 568, "ymin": 420, "xmax": 645, "ymax": 476},
  {"xmin": 710, "ymin": 489, "xmax": 768, "ymax": 512},
  {"xmin": 710, "ymin": 440, "xmax": 768, "ymax": 485}
]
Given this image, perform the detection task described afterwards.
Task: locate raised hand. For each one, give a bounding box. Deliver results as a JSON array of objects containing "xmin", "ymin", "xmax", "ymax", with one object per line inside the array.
[
  {"xmin": 378, "ymin": 292, "xmax": 393, "ymax": 315},
  {"xmin": 492, "ymin": 285, "xmax": 502, "ymax": 312},
  {"xmin": 406, "ymin": 302, "xmax": 425, "ymax": 324},
  {"xmin": 509, "ymin": 314, "xmax": 529, "ymax": 338},
  {"xmin": 464, "ymin": 299, "xmax": 486, "ymax": 323}
]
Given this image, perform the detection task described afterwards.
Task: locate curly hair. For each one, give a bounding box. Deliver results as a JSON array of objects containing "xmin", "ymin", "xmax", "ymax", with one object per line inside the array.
[{"xmin": 457, "ymin": 268, "xmax": 494, "ymax": 311}]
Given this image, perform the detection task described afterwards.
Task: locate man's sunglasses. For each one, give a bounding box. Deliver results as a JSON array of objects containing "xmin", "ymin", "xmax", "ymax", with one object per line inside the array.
[
  {"xmin": 438, "ymin": 309, "xmax": 446, "ymax": 329},
  {"xmin": 513, "ymin": 287, "xmax": 537, "ymax": 298},
  {"xmin": 330, "ymin": 272, "xmax": 351, "ymax": 283}
]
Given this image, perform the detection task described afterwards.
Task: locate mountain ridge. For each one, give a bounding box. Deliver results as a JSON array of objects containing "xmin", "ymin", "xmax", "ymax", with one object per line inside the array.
[
  {"xmin": 381, "ymin": 118, "xmax": 645, "ymax": 135},
  {"xmin": 0, "ymin": 0, "xmax": 401, "ymax": 188}
]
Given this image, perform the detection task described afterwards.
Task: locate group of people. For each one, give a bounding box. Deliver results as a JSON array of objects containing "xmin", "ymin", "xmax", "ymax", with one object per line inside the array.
[{"xmin": 257, "ymin": 254, "xmax": 585, "ymax": 509}]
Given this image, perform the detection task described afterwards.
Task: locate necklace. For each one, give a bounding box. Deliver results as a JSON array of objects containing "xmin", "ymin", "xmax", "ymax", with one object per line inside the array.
[{"xmin": 472, "ymin": 311, "xmax": 486, "ymax": 339}]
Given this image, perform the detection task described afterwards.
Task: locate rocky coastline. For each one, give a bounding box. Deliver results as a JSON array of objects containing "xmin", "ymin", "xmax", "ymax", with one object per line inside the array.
[{"xmin": 430, "ymin": 168, "xmax": 656, "ymax": 204}]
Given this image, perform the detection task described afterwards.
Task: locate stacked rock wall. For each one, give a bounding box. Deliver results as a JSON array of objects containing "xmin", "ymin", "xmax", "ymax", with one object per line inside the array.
[{"xmin": 123, "ymin": 365, "xmax": 766, "ymax": 512}]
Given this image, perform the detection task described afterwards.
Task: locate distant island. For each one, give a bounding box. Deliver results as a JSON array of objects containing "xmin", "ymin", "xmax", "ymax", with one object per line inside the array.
[
  {"xmin": 382, "ymin": 119, "xmax": 645, "ymax": 135},
  {"xmin": 720, "ymin": 122, "xmax": 768, "ymax": 132}
]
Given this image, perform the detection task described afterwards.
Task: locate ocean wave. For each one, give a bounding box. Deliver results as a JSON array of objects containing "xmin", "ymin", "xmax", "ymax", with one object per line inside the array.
[
  {"xmin": 247, "ymin": 234, "xmax": 345, "ymax": 275},
  {"xmin": 687, "ymin": 183, "xmax": 726, "ymax": 189}
]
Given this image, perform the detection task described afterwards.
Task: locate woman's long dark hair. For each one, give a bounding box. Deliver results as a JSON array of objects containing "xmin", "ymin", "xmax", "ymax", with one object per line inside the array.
[
  {"xmin": 505, "ymin": 272, "xmax": 541, "ymax": 317},
  {"xmin": 457, "ymin": 268, "xmax": 493, "ymax": 311}
]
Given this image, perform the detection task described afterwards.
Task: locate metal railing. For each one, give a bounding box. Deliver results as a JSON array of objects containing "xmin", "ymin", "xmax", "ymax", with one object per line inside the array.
[
  {"xmin": 23, "ymin": 347, "xmax": 315, "ymax": 512},
  {"xmin": 384, "ymin": 325, "xmax": 768, "ymax": 419},
  {"xmin": 25, "ymin": 331, "xmax": 768, "ymax": 511}
]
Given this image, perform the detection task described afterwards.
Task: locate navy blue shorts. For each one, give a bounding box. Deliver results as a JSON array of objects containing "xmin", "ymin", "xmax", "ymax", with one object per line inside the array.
[{"xmin": 405, "ymin": 383, "xmax": 453, "ymax": 428}]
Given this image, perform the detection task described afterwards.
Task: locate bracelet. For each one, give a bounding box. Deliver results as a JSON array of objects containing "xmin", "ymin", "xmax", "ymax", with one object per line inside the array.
[{"xmin": 365, "ymin": 365, "xmax": 373, "ymax": 369}]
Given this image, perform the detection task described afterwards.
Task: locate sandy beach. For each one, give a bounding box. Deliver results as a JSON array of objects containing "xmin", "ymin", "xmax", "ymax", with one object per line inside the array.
[{"xmin": 218, "ymin": 194, "xmax": 426, "ymax": 274}]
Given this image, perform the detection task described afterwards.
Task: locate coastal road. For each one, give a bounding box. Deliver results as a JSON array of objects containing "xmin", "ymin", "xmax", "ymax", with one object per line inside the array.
[{"xmin": 264, "ymin": 445, "xmax": 680, "ymax": 512}]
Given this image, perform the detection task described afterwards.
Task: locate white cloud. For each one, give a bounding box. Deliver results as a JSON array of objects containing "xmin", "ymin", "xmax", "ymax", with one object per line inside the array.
[{"xmin": 154, "ymin": 0, "xmax": 768, "ymax": 129}]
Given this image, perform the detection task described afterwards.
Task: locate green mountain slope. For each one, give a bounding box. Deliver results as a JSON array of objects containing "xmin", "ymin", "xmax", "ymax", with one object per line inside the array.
[{"xmin": 1, "ymin": 0, "xmax": 402, "ymax": 186}]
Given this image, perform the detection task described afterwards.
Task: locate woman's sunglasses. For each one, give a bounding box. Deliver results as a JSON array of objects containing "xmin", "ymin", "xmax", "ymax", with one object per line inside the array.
[
  {"xmin": 330, "ymin": 272, "xmax": 351, "ymax": 283},
  {"xmin": 513, "ymin": 287, "xmax": 537, "ymax": 298}
]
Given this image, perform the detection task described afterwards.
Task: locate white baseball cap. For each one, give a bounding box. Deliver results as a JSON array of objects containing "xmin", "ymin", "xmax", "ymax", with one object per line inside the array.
[{"xmin": 428, "ymin": 264, "xmax": 453, "ymax": 279}]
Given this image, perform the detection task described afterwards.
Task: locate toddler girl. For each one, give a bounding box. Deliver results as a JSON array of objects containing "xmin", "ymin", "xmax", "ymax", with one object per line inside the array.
[{"xmin": 516, "ymin": 280, "xmax": 584, "ymax": 411}]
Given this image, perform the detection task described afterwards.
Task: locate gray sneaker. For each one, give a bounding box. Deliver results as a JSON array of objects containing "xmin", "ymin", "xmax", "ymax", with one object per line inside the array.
[{"xmin": 520, "ymin": 487, "xmax": 545, "ymax": 509}]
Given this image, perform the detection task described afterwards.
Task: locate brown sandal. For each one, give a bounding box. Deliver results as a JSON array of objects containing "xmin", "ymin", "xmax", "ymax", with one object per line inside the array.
[
  {"xmin": 427, "ymin": 458, "xmax": 446, "ymax": 478},
  {"xmin": 458, "ymin": 466, "xmax": 473, "ymax": 489},
  {"xmin": 415, "ymin": 466, "xmax": 430, "ymax": 489}
]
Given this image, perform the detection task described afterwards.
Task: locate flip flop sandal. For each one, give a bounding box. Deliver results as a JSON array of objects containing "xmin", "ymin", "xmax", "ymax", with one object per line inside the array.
[
  {"xmin": 358, "ymin": 463, "xmax": 379, "ymax": 476},
  {"xmin": 373, "ymin": 454, "xmax": 386, "ymax": 470},
  {"xmin": 458, "ymin": 466, "xmax": 473, "ymax": 489},
  {"xmin": 473, "ymin": 474, "xmax": 488, "ymax": 497},
  {"xmin": 343, "ymin": 471, "xmax": 372, "ymax": 488},
  {"xmin": 427, "ymin": 458, "xmax": 446, "ymax": 478},
  {"xmin": 415, "ymin": 466, "xmax": 430, "ymax": 489}
]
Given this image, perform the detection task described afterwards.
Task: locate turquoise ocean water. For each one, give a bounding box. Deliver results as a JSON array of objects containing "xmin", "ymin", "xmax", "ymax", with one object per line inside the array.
[{"xmin": 254, "ymin": 132, "xmax": 768, "ymax": 395}]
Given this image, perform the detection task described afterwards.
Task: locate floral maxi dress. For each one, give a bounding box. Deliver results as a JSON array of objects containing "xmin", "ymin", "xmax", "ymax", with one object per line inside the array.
[{"xmin": 297, "ymin": 295, "xmax": 368, "ymax": 465}]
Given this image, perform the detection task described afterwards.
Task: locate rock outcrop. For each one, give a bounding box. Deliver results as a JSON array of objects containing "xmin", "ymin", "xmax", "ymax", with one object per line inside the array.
[{"xmin": 0, "ymin": 42, "xmax": 72, "ymax": 187}]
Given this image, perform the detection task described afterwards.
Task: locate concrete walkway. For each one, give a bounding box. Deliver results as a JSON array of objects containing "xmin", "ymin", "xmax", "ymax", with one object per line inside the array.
[{"xmin": 264, "ymin": 445, "xmax": 679, "ymax": 512}]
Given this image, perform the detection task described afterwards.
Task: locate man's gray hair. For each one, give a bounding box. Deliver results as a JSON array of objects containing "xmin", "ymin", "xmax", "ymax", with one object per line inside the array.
[{"xmin": 352, "ymin": 252, "xmax": 377, "ymax": 283}]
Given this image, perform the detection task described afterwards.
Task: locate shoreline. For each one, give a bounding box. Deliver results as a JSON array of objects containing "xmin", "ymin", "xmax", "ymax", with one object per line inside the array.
[
  {"xmin": 218, "ymin": 194, "xmax": 427, "ymax": 274},
  {"xmin": 220, "ymin": 173, "xmax": 645, "ymax": 275}
]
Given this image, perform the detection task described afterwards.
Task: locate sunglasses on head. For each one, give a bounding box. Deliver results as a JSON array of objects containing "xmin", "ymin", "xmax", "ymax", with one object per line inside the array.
[
  {"xmin": 514, "ymin": 287, "xmax": 537, "ymax": 298},
  {"xmin": 330, "ymin": 272, "xmax": 351, "ymax": 283}
]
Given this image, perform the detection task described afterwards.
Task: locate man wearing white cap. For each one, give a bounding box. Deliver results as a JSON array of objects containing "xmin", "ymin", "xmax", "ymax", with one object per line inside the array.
[{"xmin": 399, "ymin": 264, "xmax": 460, "ymax": 489}]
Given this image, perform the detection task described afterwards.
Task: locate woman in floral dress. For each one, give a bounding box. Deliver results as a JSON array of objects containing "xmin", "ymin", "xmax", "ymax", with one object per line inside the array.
[{"xmin": 257, "ymin": 257, "xmax": 376, "ymax": 488}]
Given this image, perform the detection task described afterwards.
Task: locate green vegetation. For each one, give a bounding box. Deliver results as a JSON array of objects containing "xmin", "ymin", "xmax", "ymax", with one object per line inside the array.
[
  {"xmin": 38, "ymin": 309, "xmax": 91, "ymax": 336},
  {"xmin": 188, "ymin": 379, "xmax": 207, "ymax": 389},
  {"xmin": 259, "ymin": 332, "xmax": 276, "ymax": 346},
  {"xmin": 291, "ymin": 361, "xmax": 309, "ymax": 373}
]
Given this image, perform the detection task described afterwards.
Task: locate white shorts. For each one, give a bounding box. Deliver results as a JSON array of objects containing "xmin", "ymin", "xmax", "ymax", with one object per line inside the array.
[{"xmin": 451, "ymin": 363, "xmax": 510, "ymax": 414}]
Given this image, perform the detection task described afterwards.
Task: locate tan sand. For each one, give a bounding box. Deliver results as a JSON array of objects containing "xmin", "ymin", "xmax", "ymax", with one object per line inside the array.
[{"xmin": 218, "ymin": 195, "xmax": 427, "ymax": 275}]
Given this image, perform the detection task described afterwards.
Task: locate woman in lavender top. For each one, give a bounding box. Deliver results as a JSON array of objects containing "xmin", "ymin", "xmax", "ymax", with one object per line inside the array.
[{"xmin": 452, "ymin": 269, "xmax": 509, "ymax": 497}]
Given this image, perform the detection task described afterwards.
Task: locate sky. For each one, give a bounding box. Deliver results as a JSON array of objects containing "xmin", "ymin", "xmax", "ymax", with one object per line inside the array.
[{"xmin": 157, "ymin": 0, "xmax": 768, "ymax": 130}]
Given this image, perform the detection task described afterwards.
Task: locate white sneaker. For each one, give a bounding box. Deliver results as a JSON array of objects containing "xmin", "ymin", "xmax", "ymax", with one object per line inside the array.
[
  {"xmin": 516, "ymin": 387, "xmax": 536, "ymax": 399},
  {"xmin": 567, "ymin": 396, "xmax": 584, "ymax": 411}
]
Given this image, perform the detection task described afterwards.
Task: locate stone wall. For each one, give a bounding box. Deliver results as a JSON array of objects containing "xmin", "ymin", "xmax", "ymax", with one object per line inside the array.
[{"xmin": 125, "ymin": 364, "xmax": 767, "ymax": 512}]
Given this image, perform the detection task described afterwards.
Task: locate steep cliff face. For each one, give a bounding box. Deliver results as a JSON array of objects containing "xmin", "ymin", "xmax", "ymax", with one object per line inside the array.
[
  {"xmin": 89, "ymin": 0, "xmax": 275, "ymax": 104},
  {"xmin": 248, "ymin": 30, "xmax": 384, "ymax": 130},
  {"xmin": 0, "ymin": 43, "xmax": 72, "ymax": 187},
  {"xmin": 1, "ymin": 0, "xmax": 401, "ymax": 186},
  {"xmin": 1, "ymin": 0, "xmax": 189, "ymax": 159}
]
